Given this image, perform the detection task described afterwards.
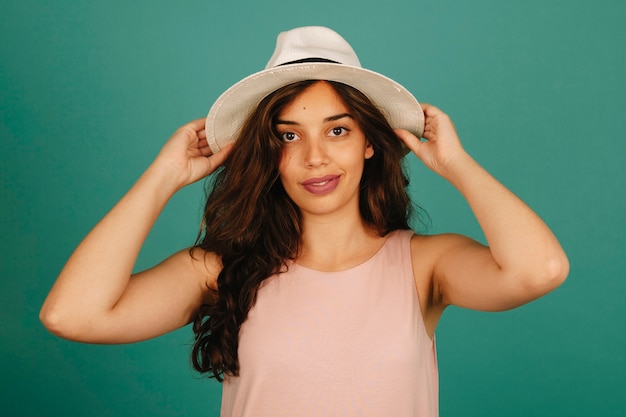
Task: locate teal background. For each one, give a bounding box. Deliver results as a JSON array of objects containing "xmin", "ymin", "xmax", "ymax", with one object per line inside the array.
[{"xmin": 1, "ymin": 0, "xmax": 624, "ymax": 416}]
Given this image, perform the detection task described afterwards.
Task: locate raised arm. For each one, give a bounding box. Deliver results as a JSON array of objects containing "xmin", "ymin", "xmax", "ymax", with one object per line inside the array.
[
  {"xmin": 40, "ymin": 119, "xmax": 232, "ymax": 343},
  {"xmin": 397, "ymin": 104, "xmax": 568, "ymax": 318}
]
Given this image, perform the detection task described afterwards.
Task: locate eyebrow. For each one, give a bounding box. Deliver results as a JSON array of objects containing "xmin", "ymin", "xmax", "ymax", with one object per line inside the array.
[{"xmin": 275, "ymin": 113, "xmax": 354, "ymax": 125}]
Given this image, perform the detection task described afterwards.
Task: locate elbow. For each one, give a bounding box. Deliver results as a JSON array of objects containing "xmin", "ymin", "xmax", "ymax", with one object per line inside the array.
[
  {"xmin": 39, "ymin": 304, "xmax": 85, "ymax": 341},
  {"xmin": 546, "ymin": 253, "xmax": 570, "ymax": 288},
  {"xmin": 523, "ymin": 252, "xmax": 570, "ymax": 297},
  {"xmin": 39, "ymin": 305, "xmax": 69, "ymax": 339}
]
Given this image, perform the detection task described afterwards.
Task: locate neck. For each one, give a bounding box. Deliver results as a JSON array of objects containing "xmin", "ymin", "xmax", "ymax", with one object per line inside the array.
[{"xmin": 297, "ymin": 210, "xmax": 384, "ymax": 272}]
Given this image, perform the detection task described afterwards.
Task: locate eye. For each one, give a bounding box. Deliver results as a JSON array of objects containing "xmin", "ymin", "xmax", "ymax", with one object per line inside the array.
[
  {"xmin": 329, "ymin": 127, "xmax": 350, "ymax": 137},
  {"xmin": 280, "ymin": 131, "xmax": 300, "ymax": 142}
]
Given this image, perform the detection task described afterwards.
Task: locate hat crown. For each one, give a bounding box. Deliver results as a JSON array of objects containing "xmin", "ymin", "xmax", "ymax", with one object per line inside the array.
[{"xmin": 265, "ymin": 26, "xmax": 361, "ymax": 69}]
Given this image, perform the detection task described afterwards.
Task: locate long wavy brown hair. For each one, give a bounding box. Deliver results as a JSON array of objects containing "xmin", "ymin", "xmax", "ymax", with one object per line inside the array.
[{"xmin": 191, "ymin": 80, "xmax": 418, "ymax": 381}]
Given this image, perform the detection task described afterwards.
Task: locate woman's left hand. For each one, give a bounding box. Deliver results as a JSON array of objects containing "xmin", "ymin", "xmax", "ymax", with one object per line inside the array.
[{"xmin": 395, "ymin": 103, "xmax": 467, "ymax": 178}]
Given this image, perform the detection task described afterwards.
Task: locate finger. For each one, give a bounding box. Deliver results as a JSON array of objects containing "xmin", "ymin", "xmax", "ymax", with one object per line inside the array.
[
  {"xmin": 421, "ymin": 103, "xmax": 443, "ymax": 116},
  {"xmin": 197, "ymin": 137, "xmax": 209, "ymax": 149},
  {"xmin": 421, "ymin": 118, "xmax": 434, "ymax": 137},
  {"xmin": 420, "ymin": 103, "xmax": 442, "ymax": 120},
  {"xmin": 394, "ymin": 129, "xmax": 422, "ymax": 154},
  {"xmin": 206, "ymin": 143, "xmax": 234, "ymax": 170},
  {"xmin": 176, "ymin": 119, "xmax": 207, "ymax": 144},
  {"xmin": 419, "ymin": 102, "xmax": 432, "ymax": 112},
  {"xmin": 197, "ymin": 140, "xmax": 213, "ymax": 157},
  {"xmin": 185, "ymin": 118, "xmax": 207, "ymax": 132}
]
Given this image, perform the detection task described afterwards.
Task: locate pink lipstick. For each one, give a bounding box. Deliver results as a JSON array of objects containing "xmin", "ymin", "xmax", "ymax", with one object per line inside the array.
[{"xmin": 300, "ymin": 175, "xmax": 340, "ymax": 195}]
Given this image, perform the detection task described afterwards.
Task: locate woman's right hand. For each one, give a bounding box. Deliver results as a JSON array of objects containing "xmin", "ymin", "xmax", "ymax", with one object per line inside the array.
[{"xmin": 152, "ymin": 118, "xmax": 233, "ymax": 191}]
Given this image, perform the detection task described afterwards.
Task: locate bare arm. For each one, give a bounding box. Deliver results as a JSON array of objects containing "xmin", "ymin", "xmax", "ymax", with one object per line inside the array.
[
  {"xmin": 40, "ymin": 119, "xmax": 232, "ymax": 343},
  {"xmin": 398, "ymin": 104, "xmax": 569, "ymax": 318}
]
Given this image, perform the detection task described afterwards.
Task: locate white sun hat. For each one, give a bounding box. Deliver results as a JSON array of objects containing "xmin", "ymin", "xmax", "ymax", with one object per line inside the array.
[{"xmin": 205, "ymin": 26, "xmax": 424, "ymax": 153}]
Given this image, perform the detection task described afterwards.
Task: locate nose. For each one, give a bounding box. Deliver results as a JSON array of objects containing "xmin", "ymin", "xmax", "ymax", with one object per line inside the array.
[{"xmin": 304, "ymin": 138, "xmax": 330, "ymax": 168}]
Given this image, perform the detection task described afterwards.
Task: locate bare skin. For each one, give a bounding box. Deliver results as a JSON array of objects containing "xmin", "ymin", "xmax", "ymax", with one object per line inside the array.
[
  {"xmin": 397, "ymin": 104, "xmax": 569, "ymax": 337},
  {"xmin": 40, "ymin": 121, "xmax": 231, "ymax": 343},
  {"xmin": 275, "ymin": 82, "xmax": 378, "ymax": 273},
  {"xmin": 40, "ymin": 81, "xmax": 568, "ymax": 345}
]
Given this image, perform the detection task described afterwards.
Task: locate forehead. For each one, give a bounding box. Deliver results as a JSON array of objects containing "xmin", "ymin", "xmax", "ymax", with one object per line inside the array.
[{"xmin": 278, "ymin": 81, "xmax": 349, "ymax": 118}]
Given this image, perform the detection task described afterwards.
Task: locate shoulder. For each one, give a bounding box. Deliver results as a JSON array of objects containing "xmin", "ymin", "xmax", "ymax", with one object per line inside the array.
[
  {"xmin": 409, "ymin": 233, "xmax": 479, "ymax": 308},
  {"xmin": 157, "ymin": 248, "xmax": 222, "ymax": 302},
  {"xmin": 410, "ymin": 232, "xmax": 479, "ymax": 259},
  {"xmin": 409, "ymin": 232, "xmax": 483, "ymax": 282}
]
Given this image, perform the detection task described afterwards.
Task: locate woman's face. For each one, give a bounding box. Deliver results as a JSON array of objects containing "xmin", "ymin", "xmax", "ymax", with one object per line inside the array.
[{"xmin": 276, "ymin": 81, "xmax": 374, "ymax": 219}]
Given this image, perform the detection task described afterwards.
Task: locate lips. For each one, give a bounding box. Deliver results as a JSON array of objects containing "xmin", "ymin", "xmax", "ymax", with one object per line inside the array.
[{"xmin": 300, "ymin": 175, "xmax": 340, "ymax": 195}]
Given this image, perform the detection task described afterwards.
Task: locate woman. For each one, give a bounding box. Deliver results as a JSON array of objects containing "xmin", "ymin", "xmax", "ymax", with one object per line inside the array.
[{"xmin": 40, "ymin": 27, "xmax": 568, "ymax": 416}]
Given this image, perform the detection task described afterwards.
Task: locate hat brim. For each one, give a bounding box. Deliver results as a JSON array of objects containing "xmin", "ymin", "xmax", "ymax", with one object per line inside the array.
[{"xmin": 205, "ymin": 63, "xmax": 424, "ymax": 153}]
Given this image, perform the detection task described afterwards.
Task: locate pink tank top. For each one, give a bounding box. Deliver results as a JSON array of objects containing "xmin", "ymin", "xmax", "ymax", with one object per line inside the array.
[{"xmin": 221, "ymin": 229, "xmax": 439, "ymax": 417}]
